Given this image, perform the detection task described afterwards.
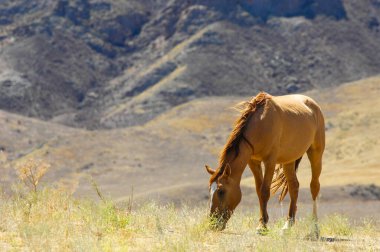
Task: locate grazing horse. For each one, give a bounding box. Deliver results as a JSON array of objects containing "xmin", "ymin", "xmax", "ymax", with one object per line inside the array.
[{"xmin": 205, "ymin": 92, "xmax": 325, "ymax": 233}]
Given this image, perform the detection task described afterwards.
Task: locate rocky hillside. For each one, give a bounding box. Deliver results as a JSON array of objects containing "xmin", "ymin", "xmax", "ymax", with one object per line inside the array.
[{"xmin": 0, "ymin": 0, "xmax": 380, "ymax": 128}]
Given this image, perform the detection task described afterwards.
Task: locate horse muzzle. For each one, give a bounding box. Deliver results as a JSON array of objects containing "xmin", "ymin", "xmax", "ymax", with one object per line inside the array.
[{"xmin": 209, "ymin": 210, "xmax": 231, "ymax": 231}]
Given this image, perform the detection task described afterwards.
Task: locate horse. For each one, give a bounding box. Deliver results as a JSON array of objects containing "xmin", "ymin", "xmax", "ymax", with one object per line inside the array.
[{"xmin": 205, "ymin": 92, "xmax": 325, "ymax": 234}]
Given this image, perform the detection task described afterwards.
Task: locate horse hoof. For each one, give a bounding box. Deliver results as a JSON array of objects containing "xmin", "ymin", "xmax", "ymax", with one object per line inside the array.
[
  {"xmin": 304, "ymin": 231, "xmax": 319, "ymax": 241},
  {"xmin": 280, "ymin": 227, "xmax": 291, "ymax": 236},
  {"xmin": 303, "ymin": 223, "xmax": 320, "ymax": 241},
  {"xmin": 256, "ymin": 226, "xmax": 268, "ymax": 235},
  {"xmin": 307, "ymin": 223, "xmax": 320, "ymax": 241},
  {"xmin": 281, "ymin": 220, "xmax": 292, "ymax": 229},
  {"xmin": 280, "ymin": 219, "xmax": 294, "ymax": 236}
]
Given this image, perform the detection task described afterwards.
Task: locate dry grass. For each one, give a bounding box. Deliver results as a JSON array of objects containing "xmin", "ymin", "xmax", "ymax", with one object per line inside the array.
[
  {"xmin": 1, "ymin": 160, "xmax": 378, "ymax": 251},
  {"xmin": 0, "ymin": 185, "xmax": 379, "ymax": 251},
  {"xmin": 0, "ymin": 186, "xmax": 130, "ymax": 251},
  {"xmin": 0, "ymin": 158, "xmax": 379, "ymax": 251}
]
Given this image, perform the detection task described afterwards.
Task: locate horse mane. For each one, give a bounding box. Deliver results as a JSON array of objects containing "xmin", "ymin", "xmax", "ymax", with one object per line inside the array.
[{"xmin": 210, "ymin": 92, "xmax": 271, "ymax": 183}]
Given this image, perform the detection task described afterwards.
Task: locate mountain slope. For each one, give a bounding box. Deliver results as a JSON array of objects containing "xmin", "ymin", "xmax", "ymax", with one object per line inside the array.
[{"xmin": 0, "ymin": 0, "xmax": 380, "ymax": 128}]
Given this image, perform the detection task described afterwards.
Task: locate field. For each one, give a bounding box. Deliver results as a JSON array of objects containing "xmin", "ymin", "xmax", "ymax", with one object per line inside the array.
[
  {"xmin": 0, "ymin": 185, "xmax": 379, "ymax": 251},
  {"xmin": 0, "ymin": 76, "xmax": 380, "ymax": 250}
]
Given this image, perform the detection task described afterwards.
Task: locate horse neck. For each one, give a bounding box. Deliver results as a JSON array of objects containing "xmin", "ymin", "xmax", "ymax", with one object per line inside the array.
[{"xmin": 227, "ymin": 141, "xmax": 252, "ymax": 183}]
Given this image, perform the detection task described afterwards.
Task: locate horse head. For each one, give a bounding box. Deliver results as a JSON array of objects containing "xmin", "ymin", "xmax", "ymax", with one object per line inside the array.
[{"xmin": 205, "ymin": 163, "xmax": 242, "ymax": 230}]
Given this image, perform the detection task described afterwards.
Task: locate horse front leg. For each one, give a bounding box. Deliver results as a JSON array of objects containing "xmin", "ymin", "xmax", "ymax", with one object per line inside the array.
[
  {"xmin": 281, "ymin": 162, "xmax": 299, "ymax": 231},
  {"xmin": 247, "ymin": 159, "xmax": 265, "ymax": 233},
  {"xmin": 257, "ymin": 159, "xmax": 276, "ymax": 234}
]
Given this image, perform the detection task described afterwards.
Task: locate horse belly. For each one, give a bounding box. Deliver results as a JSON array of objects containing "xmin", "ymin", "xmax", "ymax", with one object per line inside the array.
[
  {"xmin": 276, "ymin": 139, "xmax": 313, "ymax": 163},
  {"xmin": 276, "ymin": 116, "xmax": 316, "ymax": 163}
]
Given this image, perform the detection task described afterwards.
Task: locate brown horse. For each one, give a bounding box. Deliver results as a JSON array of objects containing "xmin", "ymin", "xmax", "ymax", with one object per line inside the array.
[{"xmin": 205, "ymin": 92, "xmax": 325, "ymax": 234}]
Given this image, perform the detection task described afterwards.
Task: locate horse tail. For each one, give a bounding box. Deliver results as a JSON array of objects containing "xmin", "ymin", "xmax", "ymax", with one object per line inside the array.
[{"xmin": 270, "ymin": 157, "xmax": 302, "ymax": 202}]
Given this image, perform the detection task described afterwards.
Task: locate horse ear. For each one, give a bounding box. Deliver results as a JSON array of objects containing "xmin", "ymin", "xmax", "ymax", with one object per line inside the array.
[
  {"xmin": 222, "ymin": 163, "xmax": 232, "ymax": 178},
  {"xmin": 205, "ymin": 165, "xmax": 215, "ymax": 175}
]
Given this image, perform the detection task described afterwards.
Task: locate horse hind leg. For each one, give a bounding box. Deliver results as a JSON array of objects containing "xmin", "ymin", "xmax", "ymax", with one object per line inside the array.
[
  {"xmin": 307, "ymin": 146, "xmax": 323, "ymax": 220},
  {"xmin": 307, "ymin": 145, "xmax": 323, "ymax": 239},
  {"xmin": 281, "ymin": 161, "xmax": 299, "ymax": 231}
]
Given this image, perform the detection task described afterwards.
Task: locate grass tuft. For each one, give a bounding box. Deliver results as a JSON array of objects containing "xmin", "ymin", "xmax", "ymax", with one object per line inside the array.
[{"xmin": 321, "ymin": 214, "xmax": 353, "ymax": 237}]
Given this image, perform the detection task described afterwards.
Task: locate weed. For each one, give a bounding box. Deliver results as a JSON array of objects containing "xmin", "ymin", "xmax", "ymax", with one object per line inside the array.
[{"xmin": 15, "ymin": 159, "xmax": 50, "ymax": 193}]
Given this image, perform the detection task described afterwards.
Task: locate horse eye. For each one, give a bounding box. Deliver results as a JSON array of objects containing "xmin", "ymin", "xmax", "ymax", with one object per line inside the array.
[{"xmin": 218, "ymin": 190, "xmax": 225, "ymax": 198}]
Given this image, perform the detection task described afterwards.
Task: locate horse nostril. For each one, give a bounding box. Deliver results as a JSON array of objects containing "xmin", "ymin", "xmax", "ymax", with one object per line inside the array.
[{"xmin": 217, "ymin": 190, "xmax": 225, "ymax": 198}]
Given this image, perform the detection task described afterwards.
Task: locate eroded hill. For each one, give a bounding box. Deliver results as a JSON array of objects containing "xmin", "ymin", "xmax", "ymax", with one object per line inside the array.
[{"xmin": 1, "ymin": 0, "xmax": 380, "ymax": 128}]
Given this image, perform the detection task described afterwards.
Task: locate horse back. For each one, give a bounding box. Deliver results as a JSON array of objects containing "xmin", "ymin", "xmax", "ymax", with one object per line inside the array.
[{"xmin": 249, "ymin": 94, "xmax": 324, "ymax": 162}]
